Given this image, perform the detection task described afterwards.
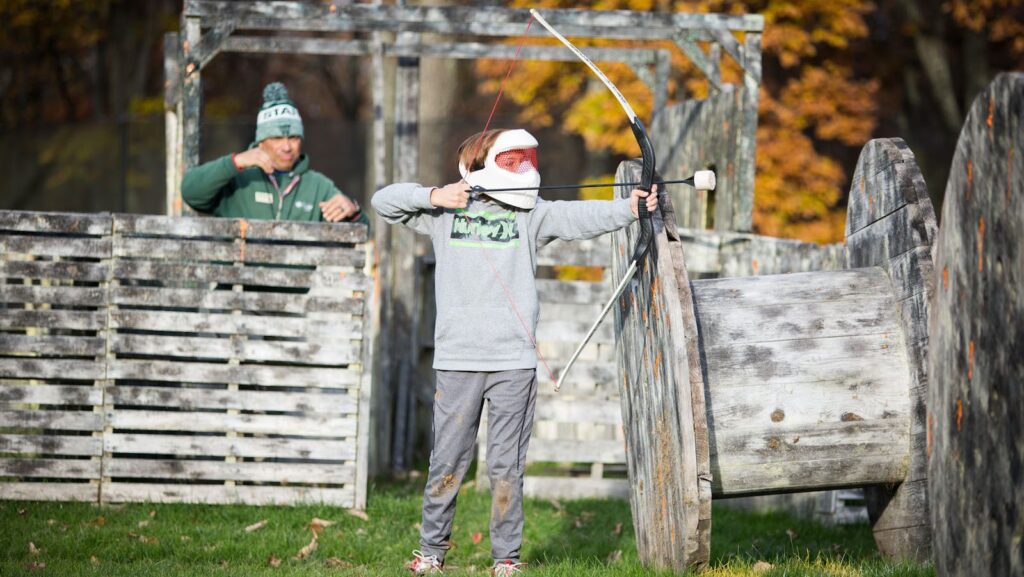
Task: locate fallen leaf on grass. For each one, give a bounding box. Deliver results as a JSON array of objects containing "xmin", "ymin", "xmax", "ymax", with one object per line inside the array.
[
  {"xmin": 268, "ymin": 554, "xmax": 282, "ymax": 568},
  {"xmin": 572, "ymin": 511, "xmax": 595, "ymax": 529},
  {"xmin": 245, "ymin": 519, "xmax": 269, "ymax": 533},
  {"xmin": 547, "ymin": 499, "xmax": 564, "ymax": 513},
  {"xmin": 606, "ymin": 550, "xmax": 622, "ymax": 564},
  {"xmin": 308, "ymin": 518, "xmax": 335, "ymax": 535},
  {"xmin": 89, "ymin": 516, "xmax": 106, "ymax": 527},
  {"xmin": 149, "ymin": 510, "xmax": 156, "ymax": 518},
  {"xmin": 90, "ymin": 556, "xmax": 100, "ymax": 566},
  {"xmin": 127, "ymin": 532, "xmax": 156, "ymax": 544},
  {"xmin": 294, "ymin": 533, "xmax": 318, "ymax": 560},
  {"xmin": 325, "ymin": 557, "xmax": 351, "ymax": 568},
  {"xmin": 138, "ymin": 520, "xmax": 150, "ymax": 529},
  {"xmin": 28, "ymin": 542, "xmax": 40, "ymax": 555},
  {"xmin": 347, "ymin": 509, "xmax": 369, "ymax": 522},
  {"xmin": 753, "ymin": 560, "xmax": 773, "ymax": 573},
  {"xmin": 47, "ymin": 519, "xmax": 56, "ymax": 526},
  {"xmin": 180, "ymin": 535, "xmax": 191, "ymax": 542},
  {"xmin": 24, "ymin": 562, "xmax": 45, "ymax": 571},
  {"xmin": 471, "ymin": 532, "xmax": 483, "ymax": 544},
  {"xmin": 613, "ymin": 522, "xmax": 623, "ymax": 536},
  {"xmin": 18, "ymin": 509, "xmax": 27, "ymax": 517},
  {"xmin": 220, "ymin": 560, "xmax": 229, "ymax": 568}
]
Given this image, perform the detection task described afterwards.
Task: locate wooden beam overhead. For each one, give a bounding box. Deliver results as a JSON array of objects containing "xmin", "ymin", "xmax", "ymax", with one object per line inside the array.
[
  {"xmin": 221, "ymin": 35, "xmax": 664, "ymax": 67},
  {"xmin": 184, "ymin": 1, "xmax": 764, "ymax": 39}
]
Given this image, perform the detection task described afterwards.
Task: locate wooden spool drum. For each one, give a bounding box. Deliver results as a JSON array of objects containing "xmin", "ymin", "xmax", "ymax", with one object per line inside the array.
[
  {"xmin": 610, "ymin": 137, "xmax": 938, "ymax": 569},
  {"xmin": 928, "ymin": 72, "xmax": 1024, "ymax": 577}
]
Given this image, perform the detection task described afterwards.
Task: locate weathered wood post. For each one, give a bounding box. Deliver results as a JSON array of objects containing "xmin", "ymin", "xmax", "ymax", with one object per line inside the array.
[
  {"xmin": 610, "ymin": 136, "xmax": 938, "ymax": 569},
  {"xmin": 928, "ymin": 72, "xmax": 1024, "ymax": 577}
]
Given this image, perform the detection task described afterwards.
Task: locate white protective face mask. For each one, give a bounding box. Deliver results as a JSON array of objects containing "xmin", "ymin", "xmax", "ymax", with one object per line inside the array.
[{"xmin": 458, "ymin": 129, "xmax": 541, "ymax": 209}]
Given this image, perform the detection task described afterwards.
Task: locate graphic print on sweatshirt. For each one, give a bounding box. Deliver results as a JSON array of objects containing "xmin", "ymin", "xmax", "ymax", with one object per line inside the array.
[{"xmin": 449, "ymin": 209, "xmax": 519, "ymax": 248}]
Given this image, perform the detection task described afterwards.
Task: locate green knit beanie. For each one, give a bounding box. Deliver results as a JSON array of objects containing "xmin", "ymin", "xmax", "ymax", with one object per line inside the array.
[{"xmin": 255, "ymin": 82, "xmax": 304, "ymax": 143}]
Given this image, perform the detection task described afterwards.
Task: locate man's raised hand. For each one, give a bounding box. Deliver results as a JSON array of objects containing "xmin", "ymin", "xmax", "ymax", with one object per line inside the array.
[
  {"xmin": 429, "ymin": 181, "xmax": 471, "ymax": 209},
  {"xmin": 233, "ymin": 148, "xmax": 275, "ymax": 174}
]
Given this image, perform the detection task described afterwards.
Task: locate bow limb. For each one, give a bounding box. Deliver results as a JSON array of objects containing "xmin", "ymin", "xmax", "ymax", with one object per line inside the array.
[{"xmin": 528, "ymin": 10, "xmax": 657, "ymax": 391}]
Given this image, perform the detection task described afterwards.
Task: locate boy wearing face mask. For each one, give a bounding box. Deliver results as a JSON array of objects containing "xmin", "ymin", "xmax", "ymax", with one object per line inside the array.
[{"xmin": 372, "ymin": 128, "xmax": 657, "ymax": 576}]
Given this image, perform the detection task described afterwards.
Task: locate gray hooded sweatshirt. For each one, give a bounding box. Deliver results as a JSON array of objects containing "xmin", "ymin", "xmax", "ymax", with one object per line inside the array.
[{"xmin": 372, "ymin": 184, "xmax": 636, "ymax": 372}]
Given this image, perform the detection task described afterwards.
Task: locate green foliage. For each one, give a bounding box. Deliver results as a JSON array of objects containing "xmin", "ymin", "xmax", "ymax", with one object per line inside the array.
[{"xmin": 0, "ymin": 482, "xmax": 933, "ymax": 576}]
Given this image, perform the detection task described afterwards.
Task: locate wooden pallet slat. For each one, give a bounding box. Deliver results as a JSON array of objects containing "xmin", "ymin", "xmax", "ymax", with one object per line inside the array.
[
  {"xmin": 1, "ymin": 285, "xmax": 108, "ymax": 307},
  {"xmin": 115, "ymin": 236, "xmax": 364, "ymax": 267},
  {"xmin": 108, "ymin": 334, "xmax": 360, "ymax": 366},
  {"xmin": 0, "ymin": 211, "xmax": 111, "ymax": 235},
  {"xmin": 0, "ymin": 434, "xmax": 103, "ymax": 457},
  {"xmin": 108, "ymin": 309, "xmax": 363, "ymax": 340},
  {"xmin": 110, "ymin": 285, "xmax": 363, "ymax": 314},
  {"xmin": 107, "ymin": 359, "xmax": 361, "ymax": 388},
  {"xmin": 114, "ymin": 213, "xmax": 367, "ymax": 243},
  {"xmin": 104, "ymin": 458, "xmax": 355, "ymax": 483},
  {"xmin": 0, "ymin": 384, "xmax": 104, "ymax": 406},
  {"xmin": 108, "ymin": 386, "xmax": 358, "ymax": 414},
  {"xmin": 100, "ymin": 482, "xmax": 355, "ymax": 506},
  {"xmin": 107, "ymin": 410, "xmax": 358, "ymax": 436},
  {"xmin": 0, "ymin": 458, "xmax": 102, "ymax": 479},
  {"xmin": 0, "ymin": 335, "xmax": 106, "ymax": 357},
  {"xmin": 0, "ymin": 260, "xmax": 111, "ymax": 282},
  {"xmin": 1, "ymin": 234, "xmax": 112, "ymax": 259},
  {"xmin": 104, "ymin": 433, "xmax": 356, "ymax": 461}
]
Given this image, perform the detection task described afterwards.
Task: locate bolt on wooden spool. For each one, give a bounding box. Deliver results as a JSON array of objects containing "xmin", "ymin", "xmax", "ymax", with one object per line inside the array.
[{"xmin": 609, "ymin": 122, "xmax": 944, "ymax": 570}]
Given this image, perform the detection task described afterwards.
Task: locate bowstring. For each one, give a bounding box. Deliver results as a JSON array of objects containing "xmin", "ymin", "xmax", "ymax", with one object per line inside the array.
[{"xmin": 466, "ymin": 15, "xmax": 559, "ymax": 387}]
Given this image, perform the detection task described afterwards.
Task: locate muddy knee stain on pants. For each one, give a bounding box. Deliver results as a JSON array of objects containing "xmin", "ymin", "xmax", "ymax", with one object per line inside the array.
[{"xmin": 418, "ymin": 369, "xmax": 537, "ymax": 563}]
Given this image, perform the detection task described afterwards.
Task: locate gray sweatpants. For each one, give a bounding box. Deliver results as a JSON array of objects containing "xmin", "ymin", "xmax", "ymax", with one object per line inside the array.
[{"xmin": 419, "ymin": 368, "xmax": 538, "ymax": 563}]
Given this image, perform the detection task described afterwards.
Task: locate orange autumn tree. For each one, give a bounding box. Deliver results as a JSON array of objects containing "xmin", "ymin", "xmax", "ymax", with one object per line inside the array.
[{"xmin": 478, "ymin": 0, "xmax": 878, "ymax": 243}]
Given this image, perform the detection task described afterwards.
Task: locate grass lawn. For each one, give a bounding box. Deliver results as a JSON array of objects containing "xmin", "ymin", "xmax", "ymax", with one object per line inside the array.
[{"xmin": 0, "ymin": 478, "xmax": 934, "ymax": 577}]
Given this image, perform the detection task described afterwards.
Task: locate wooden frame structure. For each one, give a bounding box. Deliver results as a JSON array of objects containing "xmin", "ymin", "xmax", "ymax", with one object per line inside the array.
[{"xmin": 163, "ymin": 0, "xmax": 764, "ymax": 473}]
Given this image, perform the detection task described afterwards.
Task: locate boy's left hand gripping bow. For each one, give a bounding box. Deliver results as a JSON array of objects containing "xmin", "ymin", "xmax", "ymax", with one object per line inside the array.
[{"xmin": 527, "ymin": 9, "xmax": 656, "ymax": 392}]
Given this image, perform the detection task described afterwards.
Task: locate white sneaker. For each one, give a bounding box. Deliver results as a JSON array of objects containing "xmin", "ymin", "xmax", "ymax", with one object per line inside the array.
[
  {"xmin": 406, "ymin": 550, "xmax": 444, "ymax": 574},
  {"xmin": 491, "ymin": 560, "xmax": 526, "ymax": 576}
]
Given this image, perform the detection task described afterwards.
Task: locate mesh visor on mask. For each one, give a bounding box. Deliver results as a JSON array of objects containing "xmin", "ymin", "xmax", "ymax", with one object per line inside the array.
[{"xmin": 494, "ymin": 147, "xmax": 538, "ymax": 175}]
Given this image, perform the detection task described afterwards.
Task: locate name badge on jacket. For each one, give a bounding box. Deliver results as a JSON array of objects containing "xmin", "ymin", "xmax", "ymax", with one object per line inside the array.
[{"xmin": 254, "ymin": 192, "xmax": 274, "ymax": 204}]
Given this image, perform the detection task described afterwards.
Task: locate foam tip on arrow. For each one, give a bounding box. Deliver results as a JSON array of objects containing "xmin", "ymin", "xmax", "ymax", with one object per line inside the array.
[{"xmin": 694, "ymin": 170, "xmax": 716, "ymax": 191}]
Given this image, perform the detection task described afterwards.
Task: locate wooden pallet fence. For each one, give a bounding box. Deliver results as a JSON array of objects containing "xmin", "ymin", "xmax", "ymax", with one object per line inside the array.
[
  {"xmin": 0, "ymin": 211, "xmax": 374, "ymax": 508},
  {"xmin": 0, "ymin": 212, "xmax": 113, "ymax": 502}
]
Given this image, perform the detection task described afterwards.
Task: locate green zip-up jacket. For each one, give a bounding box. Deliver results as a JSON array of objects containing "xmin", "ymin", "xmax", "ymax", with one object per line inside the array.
[{"xmin": 181, "ymin": 153, "xmax": 369, "ymax": 225}]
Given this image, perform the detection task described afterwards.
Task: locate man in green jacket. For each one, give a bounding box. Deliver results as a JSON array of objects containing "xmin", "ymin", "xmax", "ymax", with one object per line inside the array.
[{"xmin": 182, "ymin": 82, "xmax": 368, "ymax": 225}]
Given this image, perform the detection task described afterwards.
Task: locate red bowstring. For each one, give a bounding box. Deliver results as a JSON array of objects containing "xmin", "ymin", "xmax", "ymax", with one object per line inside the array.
[{"xmin": 468, "ymin": 14, "xmax": 559, "ymax": 387}]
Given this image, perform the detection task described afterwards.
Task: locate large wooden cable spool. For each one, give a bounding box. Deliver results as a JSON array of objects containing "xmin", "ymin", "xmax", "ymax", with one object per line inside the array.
[
  {"xmin": 928, "ymin": 71, "xmax": 1024, "ymax": 577},
  {"xmin": 610, "ymin": 142, "xmax": 938, "ymax": 571},
  {"xmin": 844, "ymin": 137, "xmax": 937, "ymax": 560}
]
